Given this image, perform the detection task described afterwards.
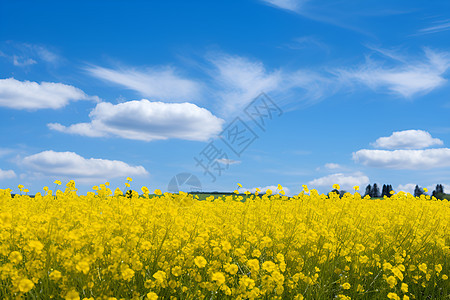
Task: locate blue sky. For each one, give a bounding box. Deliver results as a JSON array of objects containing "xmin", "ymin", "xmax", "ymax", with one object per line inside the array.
[{"xmin": 1, "ymin": 0, "xmax": 450, "ymax": 195}]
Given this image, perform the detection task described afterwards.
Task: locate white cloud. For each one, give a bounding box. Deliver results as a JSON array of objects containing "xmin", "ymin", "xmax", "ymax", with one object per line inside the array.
[
  {"xmin": 396, "ymin": 183, "xmax": 416, "ymax": 195},
  {"xmin": 0, "ymin": 42, "xmax": 61, "ymax": 66},
  {"xmin": 216, "ymin": 158, "xmax": 241, "ymax": 165},
  {"xmin": 372, "ymin": 130, "xmax": 443, "ymax": 149},
  {"xmin": 49, "ymin": 99, "xmax": 224, "ymax": 142},
  {"xmin": 308, "ymin": 172, "xmax": 370, "ymax": 191},
  {"xmin": 324, "ymin": 163, "xmax": 341, "ymax": 169},
  {"xmin": 261, "ymin": 0, "xmax": 306, "ymax": 12},
  {"xmin": 238, "ymin": 185, "xmax": 291, "ymax": 195},
  {"xmin": 208, "ymin": 53, "xmax": 329, "ymax": 114},
  {"xmin": 0, "ymin": 168, "xmax": 16, "ymax": 180},
  {"xmin": 21, "ymin": 150, "xmax": 148, "ymax": 181},
  {"xmin": 0, "ymin": 78, "xmax": 99, "ymax": 110},
  {"xmin": 353, "ymin": 148, "xmax": 450, "ymax": 169},
  {"xmin": 418, "ymin": 21, "xmax": 450, "ymax": 35},
  {"xmin": 86, "ymin": 65, "xmax": 201, "ymax": 102},
  {"xmin": 13, "ymin": 55, "xmax": 37, "ymax": 66},
  {"xmin": 337, "ymin": 49, "xmax": 450, "ymax": 97},
  {"xmin": 209, "ymin": 54, "xmax": 282, "ymax": 113}
]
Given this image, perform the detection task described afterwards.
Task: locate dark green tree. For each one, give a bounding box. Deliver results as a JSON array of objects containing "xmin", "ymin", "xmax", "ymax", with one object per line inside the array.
[
  {"xmin": 414, "ymin": 185, "xmax": 424, "ymax": 197},
  {"xmin": 372, "ymin": 183, "xmax": 380, "ymax": 198},
  {"xmin": 364, "ymin": 184, "xmax": 372, "ymax": 197},
  {"xmin": 381, "ymin": 184, "xmax": 387, "ymax": 197}
]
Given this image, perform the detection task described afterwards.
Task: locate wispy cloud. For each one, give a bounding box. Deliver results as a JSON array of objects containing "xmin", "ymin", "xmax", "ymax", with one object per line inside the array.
[
  {"xmin": 0, "ymin": 42, "xmax": 61, "ymax": 67},
  {"xmin": 207, "ymin": 53, "xmax": 330, "ymax": 115},
  {"xmin": 86, "ymin": 65, "xmax": 201, "ymax": 102},
  {"xmin": 418, "ymin": 20, "xmax": 450, "ymax": 35},
  {"xmin": 260, "ymin": 0, "xmax": 306, "ymax": 12},
  {"xmin": 216, "ymin": 158, "xmax": 241, "ymax": 165},
  {"xmin": 49, "ymin": 99, "xmax": 224, "ymax": 142},
  {"xmin": 336, "ymin": 48, "xmax": 450, "ymax": 97}
]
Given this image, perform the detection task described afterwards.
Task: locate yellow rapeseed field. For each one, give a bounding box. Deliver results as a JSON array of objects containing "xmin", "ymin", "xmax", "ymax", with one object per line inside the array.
[{"xmin": 0, "ymin": 180, "xmax": 449, "ymax": 299}]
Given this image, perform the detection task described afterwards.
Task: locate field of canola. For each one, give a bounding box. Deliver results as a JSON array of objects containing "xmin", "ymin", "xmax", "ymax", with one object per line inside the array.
[{"xmin": 0, "ymin": 180, "xmax": 449, "ymax": 300}]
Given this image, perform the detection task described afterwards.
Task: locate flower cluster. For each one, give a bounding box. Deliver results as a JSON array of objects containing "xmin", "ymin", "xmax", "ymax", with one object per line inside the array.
[{"xmin": 0, "ymin": 181, "xmax": 448, "ymax": 299}]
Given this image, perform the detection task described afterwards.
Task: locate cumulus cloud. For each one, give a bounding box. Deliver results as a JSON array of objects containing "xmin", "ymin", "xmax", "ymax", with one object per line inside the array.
[
  {"xmin": 372, "ymin": 130, "xmax": 443, "ymax": 149},
  {"xmin": 48, "ymin": 99, "xmax": 224, "ymax": 142},
  {"xmin": 353, "ymin": 148, "xmax": 450, "ymax": 169},
  {"xmin": 21, "ymin": 150, "xmax": 148, "ymax": 181},
  {"xmin": 0, "ymin": 78, "xmax": 98, "ymax": 110},
  {"xmin": 0, "ymin": 168, "xmax": 16, "ymax": 180},
  {"xmin": 337, "ymin": 49, "xmax": 450, "ymax": 97},
  {"xmin": 238, "ymin": 185, "xmax": 291, "ymax": 195},
  {"xmin": 86, "ymin": 65, "xmax": 201, "ymax": 102},
  {"xmin": 308, "ymin": 172, "xmax": 370, "ymax": 190}
]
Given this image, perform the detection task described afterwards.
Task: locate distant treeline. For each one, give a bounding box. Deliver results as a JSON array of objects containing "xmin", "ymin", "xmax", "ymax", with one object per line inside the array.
[{"xmin": 329, "ymin": 183, "xmax": 450, "ymax": 200}]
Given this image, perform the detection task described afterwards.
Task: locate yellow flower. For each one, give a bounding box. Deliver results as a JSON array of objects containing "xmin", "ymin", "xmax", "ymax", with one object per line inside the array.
[
  {"xmin": 18, "ymin": 184, "xmax": 24, "ymax": 190},
  {"xmin": 392, "ymin": 267, "xmax": 404, "ymax": 281},
  {"xmin": 387, "ymin": 292, "xmax": 400, "ymax": 300},
  {"xmin": 141, "ymin": 186, "xmax": 150, "ymax": 194},
  {"xmin": 401, "ymin": 283, "xmax": 408, "ymax": 293},
  {"xmin": 237, "ymin": 183, "xmax": 242, "ymax": 188},
  {"xmin": 211, "ymin": 272, "xmax": 226, "ymax": 285},
  {"xmin": 333, "ymin": 184, "xmax": 340, "ymax": 190},
  {"xmin": 435, "ymin": 264, "xmax": 442, "ymax": 273},
  {"xmin": 172, "ymin": 266, "xmax": 182, "ymax": 277},
  {"xmin": 18, "ymin": 278, "xmax": 34, "ymax": 293},
  {"xmin": 224, "ymin": 263, "xmax": 238, "ymax": 275},
  {"xmin": 418, "ymin": 263, "xmax": 427, "ymax": 273},
  {"xmin": 247, "ymin": 259, "xmax": 260, "ymax": 272},
  {"xmin": 153, "ymin": 271, "xmax": 166, "ymax": 284},
  {"xmin": 126, "ymin": 177, "xmax": 133, "ymax": 182},
  {"xmin": 65, "ymin": 290, "xmax": 80, "ymax": 300},
  {"xmin": 277, "ymin": 184, "xmax": 283, "ymax": 190},
  {"xmin": 262, "ymin": 261, "xmax": 276, "ymax": 273},
  {"xmin": 125, "ymin": 182, "xmax": 130, "ymax": 188},
  {"xmin": 442, "ymin": 274, "xmax": 448, "ymax": 280},
  {"xmin": 146, "ymin": 292, "xmax": 158, "ymax": 300},
  {"xmin": 54, "ymin": 180, "xmax": 61, "ymax": 185},
  {"xmin": 353, "ymin": 186, "xmax": 359, "ymax": 190},
  {"xmin": 154, "ymin": 189, "xmax": 162, "ymax": 196},
  {"xmin": 28, "ymin": 240, "xmax": 44, "ymax": 252},
  {"xmin": 386, "ymin": 276, "xmax": 397, "ymax": 288},
  {"xmin": 194, "ymin": 256, "xmax": 207, "ymax": 268},
  {"xmin": 122, "ymin": 268, "xmax": 135, "ymax": 281},
  {"xmin": 49, "ymin": 270, "xmax": 62, "ymax": 281},
  {"xmin": 423, "ymin": 188, "xmax": 428, "ymax": 192},
  {"xmin": 342, "ymin": 282, "xmax": 351, "ymax": 290},
  {"xmin": 9, "ymin": 251, "xmax": 23, "ymax": 264},
  {"xmin": 76, "ymin": 260, "xmax": 90, "ymax": 274},
  {"xmin": 266, "ymin": 189, "xmax": 273, "ymax": 195}
]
